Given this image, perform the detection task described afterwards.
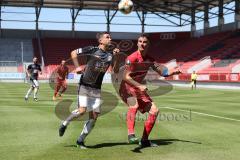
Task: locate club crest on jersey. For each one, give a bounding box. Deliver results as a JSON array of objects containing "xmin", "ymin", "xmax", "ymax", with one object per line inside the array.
[{"xmin": 126, "ymin": 59, "xmax": 131, "ymax": 65}]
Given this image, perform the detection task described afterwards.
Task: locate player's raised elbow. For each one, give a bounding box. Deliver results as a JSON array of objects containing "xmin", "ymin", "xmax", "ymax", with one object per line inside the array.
[
  {"xmin": 123, "ymin": 73, "xmax": 131, "ymax": 82},
  {"xmin": 71, "ymin": 50, "xmax": 77, "ymax": 59}
]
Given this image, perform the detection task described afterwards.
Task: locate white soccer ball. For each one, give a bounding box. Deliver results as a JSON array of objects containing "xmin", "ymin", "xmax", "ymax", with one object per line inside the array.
[{"xmin": 118, "ymin": 0, "xmax": 134, "ymax": 14}]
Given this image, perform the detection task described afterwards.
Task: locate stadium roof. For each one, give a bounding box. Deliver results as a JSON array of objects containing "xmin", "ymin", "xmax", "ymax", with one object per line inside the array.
[
  {"xmin": 0, "ymin": 0, "xmax": 235, "ymax": 14},
  {"xmin": 0, "ymin": 0, "xmax": 236, "ymax": 29}
]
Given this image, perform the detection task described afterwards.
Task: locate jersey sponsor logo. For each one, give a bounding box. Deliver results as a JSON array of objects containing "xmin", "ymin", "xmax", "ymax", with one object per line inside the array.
[
  {"xmin": 33, "ymin": 69, "xmax": 39, "ymax": 73},
  {"xmin": 94, "ymin": 61, "xmax": 109, "ymax": 72}
]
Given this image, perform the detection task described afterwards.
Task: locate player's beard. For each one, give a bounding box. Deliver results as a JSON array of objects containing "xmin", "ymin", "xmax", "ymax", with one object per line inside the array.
[
  {"xmin": 105, "ymin": 42, "xmax": 112, "ymax": 51},
  {"xmin": 106, "ymin": 42, "xmax": 112, "ymax": 48}
]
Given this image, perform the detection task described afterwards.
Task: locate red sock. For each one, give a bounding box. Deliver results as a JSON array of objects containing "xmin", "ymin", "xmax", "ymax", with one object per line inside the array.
[
  {"xmin": 127, "ymin": 108, "xmax": 137, "ymax": 135},
  {"xmin": 142, "ymin": 113, "xmax": 158, "ymax": 140},
  {"xmin": 60, "ymin": 86, "xmax": 67, "ymax": 94},
  {"xmin": 54, "ymin": 85, "xmax": 60, "ymax": 97}
]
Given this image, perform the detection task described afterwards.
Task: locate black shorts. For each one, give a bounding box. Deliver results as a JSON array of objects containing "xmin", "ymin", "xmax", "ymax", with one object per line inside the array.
[
  {"xmin": 30, "ymin": 79, "xmax": 39, "ymax": 87},
  {"xmin": 192, "ymin": 79, "xmax": 197, "ymax": 85}
]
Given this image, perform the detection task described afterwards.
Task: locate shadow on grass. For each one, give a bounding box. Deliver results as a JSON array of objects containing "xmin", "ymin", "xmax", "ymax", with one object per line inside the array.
[
  {"xmin": 64, "ymin": 142, "xmax": 133, "ymax": 149},
  {"xmin": 132, "ymin": 138, "xmax": 202, "ymax": 153},
  {"xmin": 64, "ymin": 138, "xmax": 201, "ymax": 153}
]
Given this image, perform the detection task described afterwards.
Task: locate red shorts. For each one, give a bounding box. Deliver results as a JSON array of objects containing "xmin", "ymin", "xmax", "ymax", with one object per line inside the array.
[
  {"xmin": 119, "ymin": 82, "xmax": 152, "ymax": 113},
  {"xmin": 56, "ymin": 78, "xmax": 67, "ymax": 88}
]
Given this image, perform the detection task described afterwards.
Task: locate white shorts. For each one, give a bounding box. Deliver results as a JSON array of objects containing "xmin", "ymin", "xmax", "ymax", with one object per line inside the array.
[
  {"xmin": 30, "ymin": 79, "xmax": 39, "ymax": 88},
  {"xmin": 77, "ymin": 85, "xmax": 101, "ymax": 113}
]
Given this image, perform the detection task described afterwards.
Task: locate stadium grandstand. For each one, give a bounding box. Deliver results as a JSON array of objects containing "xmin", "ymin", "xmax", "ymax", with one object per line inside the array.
[{"xmin": 0, "ymin": 0, "xmax": 240, "ymax": 83}]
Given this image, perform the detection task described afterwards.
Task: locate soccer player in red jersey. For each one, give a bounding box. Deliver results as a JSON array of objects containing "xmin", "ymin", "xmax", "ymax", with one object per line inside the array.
[
  {"xmin": 119, "ymin": 34, "xmax": 181, "ymax": 148},
  {"xmin": 53, "ymin": 60, "xmax": 69, "ymax": 101}
]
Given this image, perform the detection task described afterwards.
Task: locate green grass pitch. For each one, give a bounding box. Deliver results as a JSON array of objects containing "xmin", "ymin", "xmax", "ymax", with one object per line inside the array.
[{"xmin": 0, "ymin": 82, "xmax": 240, "ymax": 160}]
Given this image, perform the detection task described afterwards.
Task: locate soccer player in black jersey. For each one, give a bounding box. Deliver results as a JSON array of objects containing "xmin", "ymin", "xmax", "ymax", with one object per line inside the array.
[
  {"xmin": 58, "ymin": 32, "xmax": 120, "ymax": 149},
  {"xmin": 24, "ymin": 57, "xmax": 42, "ymax": 101}
]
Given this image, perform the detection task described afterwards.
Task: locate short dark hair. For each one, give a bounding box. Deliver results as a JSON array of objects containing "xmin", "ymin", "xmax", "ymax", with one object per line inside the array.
[
  {"xmin": 96, "ymin": 32, "xmax": 110, "ymax": 41},
  {"xmin": 138, "ymin": 33, "xmax": 150, "ymax": 44},
  {"xmin": 138, "ymin": 33, "xmax": 150, "ymax": 41}
]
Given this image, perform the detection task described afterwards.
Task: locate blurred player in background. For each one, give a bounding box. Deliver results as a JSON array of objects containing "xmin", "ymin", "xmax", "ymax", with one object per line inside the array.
[
  {"xmin": 53, "ymin": 60, "xmax": 69, "ymax": 101},
  {"xmin": 58, "ymin": 32, "xmax": 120, "ymax": 149},
  {"xmin": 119, "ymin": 34, "xmax": 181, "ymax": 148},
  {"xmin": 24, "ymin": 57, "xmax": 42, "ymax": 101},
  {"xmin": 191, "ymin": 71, "xmax": 197, "ymax": 90}
]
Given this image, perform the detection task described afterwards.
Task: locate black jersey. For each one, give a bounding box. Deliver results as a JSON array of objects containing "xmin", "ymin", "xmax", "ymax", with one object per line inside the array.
[
  {"xmin": 77, "ymin": 46, "xmax": 113, "ymax": 89},
  {"xmin": 27, "ymin": 63, "xmax": 41, "ymax": 80}
]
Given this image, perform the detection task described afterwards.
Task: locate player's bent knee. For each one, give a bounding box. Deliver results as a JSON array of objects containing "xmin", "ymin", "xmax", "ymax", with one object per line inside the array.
[
  {"xmin": 149, "ymin": 103, "xmax": 159, "ymax": 115},
  {"xmin": 78, "ymin": 107, "xmax": 87, "ymax": 115},
  {"xmin": 127, "ymin": 97, "xmax": 138, "ymax": 108}
]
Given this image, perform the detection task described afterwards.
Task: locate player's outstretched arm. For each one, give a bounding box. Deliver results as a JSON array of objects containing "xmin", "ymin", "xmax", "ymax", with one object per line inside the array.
[
  {"xmin": 71, "ymin": 50, "xmax": 79, "ymax": 67},
  {"xmin": 71, "ymin": 46, "xmax": 98, "ymax": 66},
  {"xmin": 71, "ymin": 50, "xmax": 83, "ymax": 74},
  {"xmin": 71, "ymin": 46, "xmax": 98, "ymax": 74},
  {"xmin": 168, "ymin": 66, "xmax": 182, "ymax": 76},
  {"xmin": 152, "ymin": 63, "xmax": 181, "ymax": 77}
]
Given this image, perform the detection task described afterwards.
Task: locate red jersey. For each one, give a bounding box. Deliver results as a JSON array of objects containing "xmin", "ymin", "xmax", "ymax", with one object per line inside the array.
[
  {"xmin": 56, "ymin": 65, "xmax": 69, "ymax": 80},
  {"xmin": 124, "ymin": 50, "xmax": 154, "ymax": 85},
  {"xmin": 119, "ymin": 50, "xmax": 154, "ymax": 110}
]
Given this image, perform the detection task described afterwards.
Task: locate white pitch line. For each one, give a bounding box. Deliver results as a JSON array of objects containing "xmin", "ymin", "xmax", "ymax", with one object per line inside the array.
[{"xmin": 162, "ymin": 106, "xmax": 240, "ymax": 122}]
